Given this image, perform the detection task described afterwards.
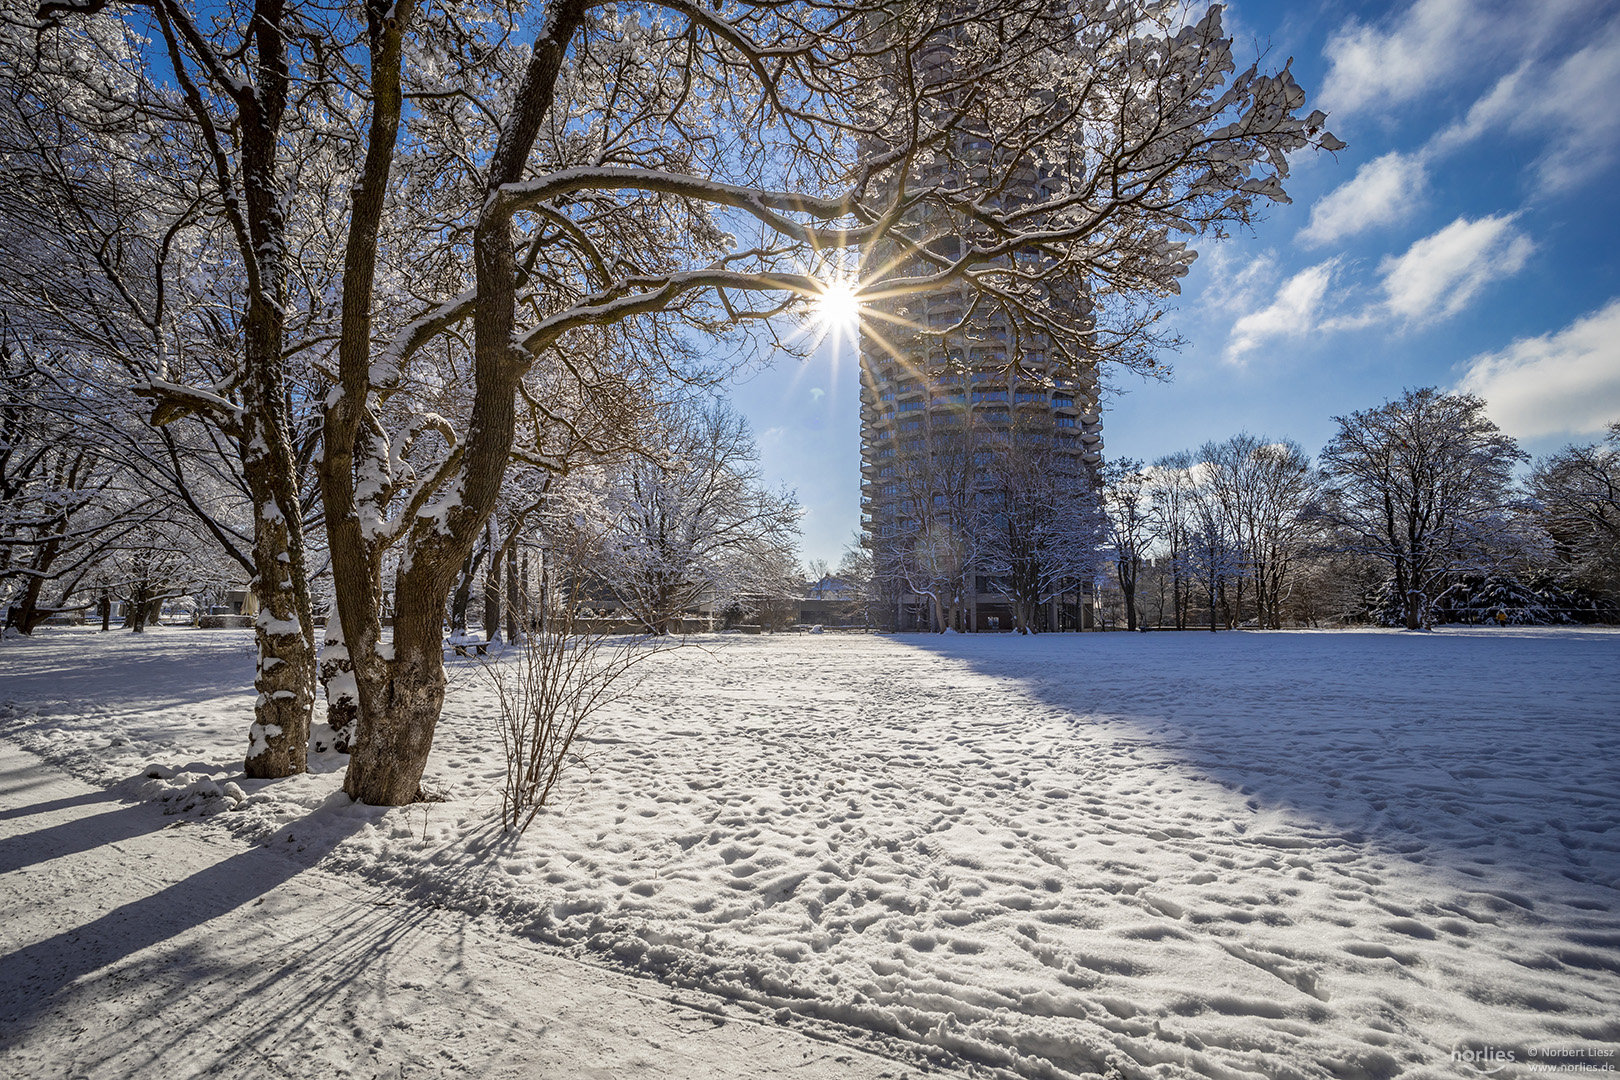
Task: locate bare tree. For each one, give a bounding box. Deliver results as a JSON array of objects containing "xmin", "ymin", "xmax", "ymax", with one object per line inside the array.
[
  {"xmin": 1530, "ymin": 422, "xmax": 1620, "ymax": 595},
  {"xmin": 1185, "ymin": 496, "xmax": 1240, "ymax": 633},
  {"xmin": 1101, "ymin": 458, "xmax": 1155, "ymax": 631},
  {"xmin": 0, "ymin": 335, "xmax": 172, "ymax": 631},
  {"xmin": 1147, "ymin": 451, "xmax": 1199, "ymax": 629},
  {"xmin": 978, "ymin": 442, "xmax": 1103, "ymax": 633},
  {"xmin": 834, "ymin": 537, "xmax": 884, "ymax": 628},
  {"xmin": 9, "ymin": 0, "xmax": 326, "ymax": 776},
  {"xmin": 1239, "ymin": 440, "xmax": 1322, "ymax": 629},
  {"xmin": 881, "ymin": 423, "xmax": 979, "ymax": 632},
  {"xmin": 485, "ymin": 581, "xmax": 658, "ymax": 833},
  {"xmin": 1196, "ymin": 434, "xmax": 1321, "ymax": 629},
  {"xmin": 574, "ymin": 400, "xmax": 801, "ymax": 634},
  {"xmin": 1317, "ymin": 388, "xmax": 1528, "ymax": 630}
]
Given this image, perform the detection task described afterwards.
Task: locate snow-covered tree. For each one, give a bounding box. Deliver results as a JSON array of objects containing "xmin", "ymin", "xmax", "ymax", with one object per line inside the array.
[
  {"xmin": 1195, "ymin": 434, "xmax": 1321, "ymax": 629},
  {"xmin": 1530, "ymin": 422, "xmax": 1620, "ymax": 596},
  {"xmin": 570, "ymin": 400, "xmax": 801, "ymax": 634},
  {"xmin": 1101, "ymin": 458, "xmax": 1155, "ymax": 632},
  {"xmin": 880, "ymin": 423, "xmax": 979, "ymax": 632},
  {"xmin": 977, "ymin": 443, "xmax": 1104, "ymax": 633},
  {"xmin": 833, "ymin": 538, "xmax": 884, "ymax": 629},
  {"xmin": 1184, "ymin": 505, "xmax": 1242, "ymax": 632},
  {"xmin": 6, "ymin": 0, "xmax": 326, "ymax": 776},
  {"xmin": 0, "ymin": 335, "xmax": 165, "ymax": 631},
  {"xmin": 1317, "ymin": 388, "xmax": 1528, "ymax": 630},
  {"xmin": 1145, "ymin": 451, "xmax": 1200, "ymax": 629}
]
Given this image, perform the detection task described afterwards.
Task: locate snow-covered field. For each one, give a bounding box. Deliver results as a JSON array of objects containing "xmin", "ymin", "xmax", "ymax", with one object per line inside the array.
[{"xmin": 3, "ymin": 627, "xmax": 1618, "ymax": 1079}]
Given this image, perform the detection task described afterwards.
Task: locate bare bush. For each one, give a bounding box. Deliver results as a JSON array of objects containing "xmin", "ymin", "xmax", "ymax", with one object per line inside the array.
[{"xmin": 483, "ymin": 601, "xmax": 660, "ymax": 833}]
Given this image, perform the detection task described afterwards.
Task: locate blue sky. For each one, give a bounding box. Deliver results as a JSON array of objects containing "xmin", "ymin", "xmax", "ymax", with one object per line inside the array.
[{"xmin": 730, "ymin": 0, "xmax": 1620, "ymax": 569}]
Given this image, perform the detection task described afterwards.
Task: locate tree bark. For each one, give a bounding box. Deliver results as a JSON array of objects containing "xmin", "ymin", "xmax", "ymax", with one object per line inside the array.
[
  {"xmin": 320, "ymin": 616, "xmax": 359, "ymax": 753},
  {"xmin": 238, "ymin": 0, "xmax": 317, "ymax": 780},
  {"xmin": 340, "ymin": 0, "xmax": 590, "ymax": 805},
  {"xmin": 320, "ymin": 0, "xmax": 415, "ymax": 803}
]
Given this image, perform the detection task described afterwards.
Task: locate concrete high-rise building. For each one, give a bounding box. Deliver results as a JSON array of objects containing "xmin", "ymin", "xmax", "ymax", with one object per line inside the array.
[
  {"xmin": 851, "ymin": 14, "xmax": 1105, "ymax": 631},
  {"xmin": 857, "ymin": 287, "xmax": 1104, "ymax": 632}
]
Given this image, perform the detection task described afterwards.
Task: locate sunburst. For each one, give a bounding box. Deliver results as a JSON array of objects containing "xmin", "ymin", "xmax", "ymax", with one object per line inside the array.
[{"xmin": 814, "ymin": 276, "xmax": 863, "ymax": 334}]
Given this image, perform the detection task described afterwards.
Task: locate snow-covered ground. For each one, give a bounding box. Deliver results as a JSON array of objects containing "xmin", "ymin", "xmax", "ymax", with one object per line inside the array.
[{"xmin": 3, "ymin": 627, "xmax": 1618, "ymax": 1079}]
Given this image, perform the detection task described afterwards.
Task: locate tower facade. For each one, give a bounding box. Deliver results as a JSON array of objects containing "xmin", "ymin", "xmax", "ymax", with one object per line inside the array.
[{"xmin": 857, "ymin": 289, "xmax": 1104, "ymax": 632}]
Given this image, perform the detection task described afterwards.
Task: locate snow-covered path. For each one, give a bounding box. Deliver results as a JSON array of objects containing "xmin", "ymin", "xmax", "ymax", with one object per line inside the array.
[
  {"xmin": 0, "ymin": 741, "xmax": 915, "ymax": 1080},
  {"xmin": 2, "ymin": 627, "xmax": 1618, "ymax": 1079}
]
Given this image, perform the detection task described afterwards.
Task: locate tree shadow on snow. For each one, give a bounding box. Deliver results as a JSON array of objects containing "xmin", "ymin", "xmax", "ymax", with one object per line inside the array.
[
  {"xmin": 0, "ymin": 787, "xmax": 371, "ymax": 1043},
  {"xmin": 0, "ymin": 630, "xmax": 258, "ymax": 713},
  {"xmin": 901, "ymin": 630, "xmax": 1620, "ymax": 907},
  {"xmin": 0, "ymin": 800, "xmax": 173, "ymax": 872}
]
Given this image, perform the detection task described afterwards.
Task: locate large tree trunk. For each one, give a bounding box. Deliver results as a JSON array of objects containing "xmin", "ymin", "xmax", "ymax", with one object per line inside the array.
[
  {"xmin": 174, "ymin": 0, "xmax": 320, "ymax": 781},
  {"xmin": 126, "ymin": 581, "xmax": 150, "ymax": 631},
  {"xmin": 315, "ymin": 0, "xmax": 416, "ymax": 801},
  {"xmin": 1404, "ymin": 591, "xmax": 1424, "ymax": 630},
  {"xmin": 339, "ymin": 0, "xmax": 589, "ymax": 806},
  {"xmin": 237, "ymin": 134, "xmax": 317, "ymax": 778},
  {"xmin": 240, "ymin": 346, "xmax": 318, "ymax": 779},
  {"xmin": 344, "ymin": 578, "xmax": 450, "ymax": 805},
  {"xmin": 13, "ymin": 564, "xmax": 50, "ymax": 634}
]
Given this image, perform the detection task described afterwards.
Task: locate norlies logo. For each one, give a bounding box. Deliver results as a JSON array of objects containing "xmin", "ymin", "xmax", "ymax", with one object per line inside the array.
[{"xmin": 1455, "ymin": 1046, "xmax": 1517, "ymax": 1073}]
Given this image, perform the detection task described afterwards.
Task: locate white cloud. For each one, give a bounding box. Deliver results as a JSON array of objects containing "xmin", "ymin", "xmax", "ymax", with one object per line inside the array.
[
  {"xmin": 1320, "ymin": 0, "xmax": 1616, "ymax": 179},
  {"xmin": 1321, "ymin": 0, "xmax": 1505, "ymax": 115},
  {"xmin": 1298, "ymin": 152, "xmax": 1429, "ymax": 247},
  {"xmin": 1224, "ymin": 262, "xmax": 1337, "ymax": 363},
  {"xmin": 1378, "ymin": 215, "xmax": 1533, "ymax": 323},
  {"xmin": 1457, "ymin": 298, "xmax": 1620, "ymax": 438},
  {"xmin": 1427, "ymin": 62, "xmax": 1527, "ymax": 154},
  {"xmin": 809, "ymin": 387, "xmax": 826, "ymax": 402},
  {"xmin": 1530, "ymin": 28, "xmax": 1620, "ymax": 189},
  {"xmin": 1428, "ymin": 20, "xmax": 1620, "ymax": 191},
  {"xmin": 1197, "ymin": 248, "xmax": 1277, "ymax": 315}
]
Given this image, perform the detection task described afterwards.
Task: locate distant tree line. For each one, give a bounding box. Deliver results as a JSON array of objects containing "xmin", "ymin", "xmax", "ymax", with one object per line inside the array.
[{"xmin": 1091, "ymin": 388, "xmax": 1619, "ymax": 631}]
